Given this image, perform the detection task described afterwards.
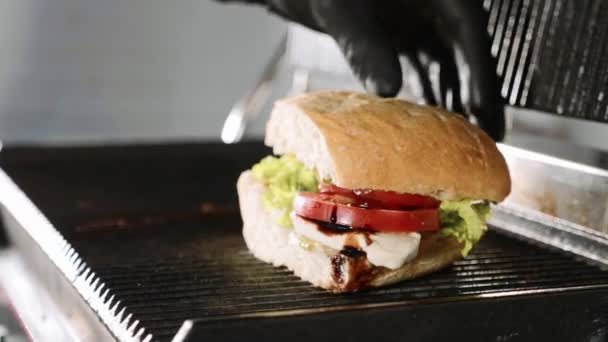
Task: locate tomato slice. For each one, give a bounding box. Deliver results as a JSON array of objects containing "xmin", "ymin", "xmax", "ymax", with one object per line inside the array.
[
  {"xmin": 294, "ymin": 192, "xmax": 440, "ymax": 232},
  {"xmin": 319, "ymin": 184, "xmax": 439, "ymax": 209}
]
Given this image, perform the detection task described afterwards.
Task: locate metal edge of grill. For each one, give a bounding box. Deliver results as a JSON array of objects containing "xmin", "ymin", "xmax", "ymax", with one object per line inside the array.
[
  {"xmin": 491, "ymin": 204, "xmax": 608, "ymax": 268},
  {"xmin": 0, "ymin": 169, "xmax": 150, "ymax": 342}
]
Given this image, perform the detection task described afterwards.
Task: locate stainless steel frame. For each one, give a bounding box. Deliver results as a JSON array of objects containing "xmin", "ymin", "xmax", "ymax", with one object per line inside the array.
[{"xmin": 0, "ymin": 170, "xmax": 148, "ymax": 342}]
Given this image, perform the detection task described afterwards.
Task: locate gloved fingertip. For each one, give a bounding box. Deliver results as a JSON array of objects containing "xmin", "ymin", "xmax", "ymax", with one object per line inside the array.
[
  {"xmin": 486, "ymin": 121, "xmax": 506, "ymax": 142},
  {"xmin": 476, "ymin": 107, "xmax": 506, "ymax": 141},
  {"xmin": 364, "ymin": 75, "xmax": 401, "ymax": 98}
]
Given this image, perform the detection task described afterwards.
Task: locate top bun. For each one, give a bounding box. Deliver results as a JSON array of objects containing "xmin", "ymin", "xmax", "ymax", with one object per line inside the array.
[{"xmin": 265, "ymin": 91, "xmax": 511, "ymax": 202}]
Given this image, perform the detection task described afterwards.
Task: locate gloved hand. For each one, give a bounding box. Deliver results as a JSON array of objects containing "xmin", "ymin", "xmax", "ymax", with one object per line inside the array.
[{"xmin": 218, "ymin": 0, "xmax": 505, "ymax": 141}]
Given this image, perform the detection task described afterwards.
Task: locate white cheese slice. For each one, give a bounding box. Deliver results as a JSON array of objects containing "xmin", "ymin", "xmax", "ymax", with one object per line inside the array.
[
  {"xmin": 365, "ymin": 233, "xmax": 420, "ymax": 269},
  {"xmin": 292, "ymin": 214, "xmax": 420, "ymax": 270}
]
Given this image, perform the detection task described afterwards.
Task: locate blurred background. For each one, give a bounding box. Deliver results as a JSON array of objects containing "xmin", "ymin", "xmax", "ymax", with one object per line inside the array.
[
  {"xmin": 0, "ymin": 0, "xmax": 607, "ymax": 161},
  {"xmin": 0, "ymin": 0, "xmax": 607, "ymax": 165},
  {"xmin": 0, "ymin": 0, "xmax": 285, "ymax": 144}
]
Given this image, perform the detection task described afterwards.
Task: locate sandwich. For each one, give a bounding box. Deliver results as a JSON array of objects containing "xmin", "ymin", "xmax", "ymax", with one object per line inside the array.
[{"xmin": 237, "ymin": 90, "xmax": 511, "ymax": 293}]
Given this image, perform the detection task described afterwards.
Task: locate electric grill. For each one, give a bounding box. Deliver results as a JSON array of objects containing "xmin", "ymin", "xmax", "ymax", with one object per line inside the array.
[
  {"xmin": 1, "ymin": 142, "xmax": 608, "ymax": 341},
  {"xmin": 3, "ymin": 0, "xmax": 608, "ymax": 340}
]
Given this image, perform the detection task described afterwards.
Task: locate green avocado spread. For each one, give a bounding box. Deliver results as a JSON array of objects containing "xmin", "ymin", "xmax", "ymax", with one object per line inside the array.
[
  {"xmin": 251, "ymin": 155, "xmax": 318, "ymax": 228},
  {"xmin": 250, "ymin": 155, "xmax": 490, "ymax": 255},
  {"xmin": 439, "ymin": 200, "xmax": 490, "ymax": 256}
]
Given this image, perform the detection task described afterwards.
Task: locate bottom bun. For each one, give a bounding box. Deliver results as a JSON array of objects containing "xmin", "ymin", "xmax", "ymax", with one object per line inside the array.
[{"xmin": 237, "ymin": 171, "xmax": 464, "ymax": 293}]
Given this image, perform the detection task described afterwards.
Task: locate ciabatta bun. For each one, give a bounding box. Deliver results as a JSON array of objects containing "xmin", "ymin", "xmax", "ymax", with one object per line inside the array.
[{"xmin": 266, "ymin": 91, "xmax": 510, "ymax": 202}]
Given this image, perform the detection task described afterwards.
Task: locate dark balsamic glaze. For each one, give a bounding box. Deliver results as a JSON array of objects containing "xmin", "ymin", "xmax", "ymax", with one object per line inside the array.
[
  {"xmin": 309, "ymin": 219, "xmax": 354, "ymax": 235},
  {"xmin": 318, "ymin": 221, "xmax": 353, "ymax": 232},
  {"xmin": 329, "ymin": 205, "xmax": 338, "ymax": 224},
  {"xmin": 301, "ymin": 217, "xmax": 377, "ymax": 291},
  {"xmin": 340, "ymin": 246, "xmax": 366, "ymax": 258}
]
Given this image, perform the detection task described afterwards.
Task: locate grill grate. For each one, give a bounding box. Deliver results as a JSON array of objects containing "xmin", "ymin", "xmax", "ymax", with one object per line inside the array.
[
  {"xmin": 72, "ymin": 227, "xmax": 608, "ymax": 340},
  {"xmin": 485, "ymin": 0, "xmax": 608, "ymax": 121},
  {"xmin": 2, "ymin": 143, "xmax": 608, "ymax": 341}
]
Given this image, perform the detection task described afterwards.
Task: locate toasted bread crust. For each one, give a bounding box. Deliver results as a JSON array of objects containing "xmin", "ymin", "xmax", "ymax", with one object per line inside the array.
[{"xmin": 266, "ymin": 91, "xmax": 511, "ymax": 202}]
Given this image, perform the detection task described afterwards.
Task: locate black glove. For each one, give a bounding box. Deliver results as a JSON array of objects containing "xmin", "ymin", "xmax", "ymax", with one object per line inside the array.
[{"xmin": 218, "ymin": 0, "xmax": 505, "ymax": 141}]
